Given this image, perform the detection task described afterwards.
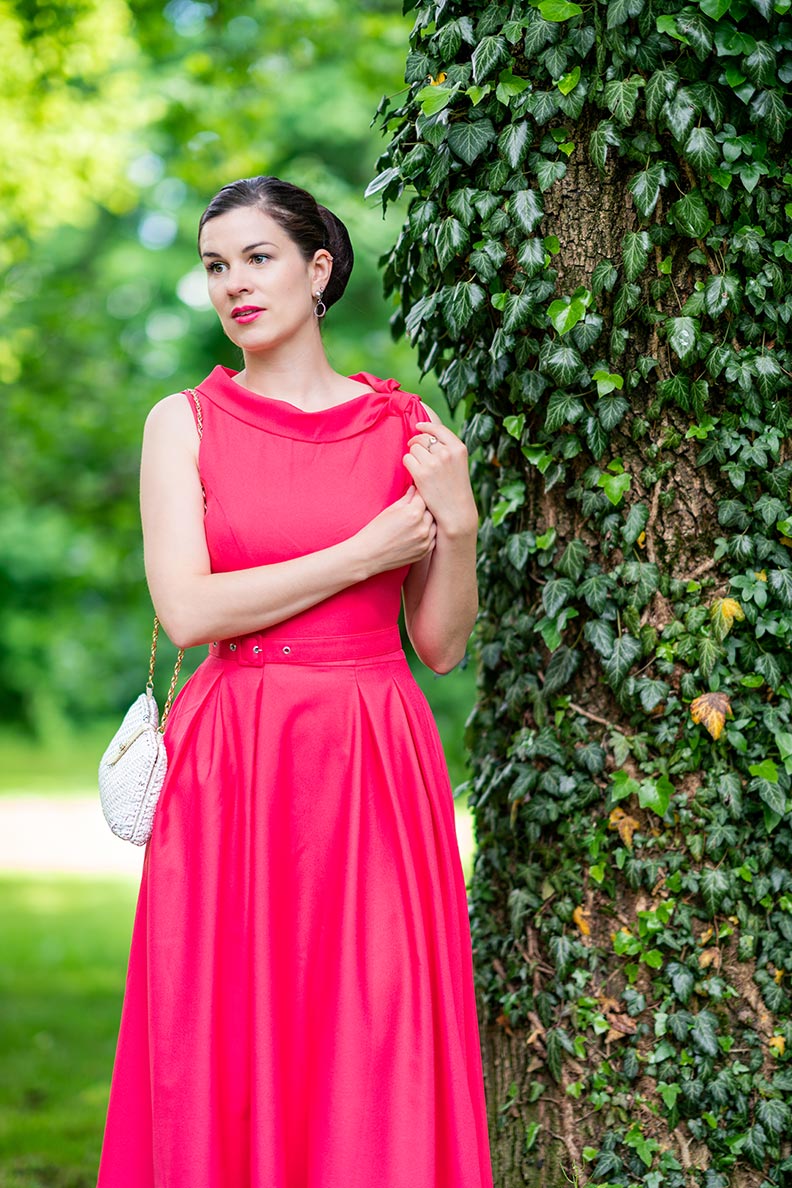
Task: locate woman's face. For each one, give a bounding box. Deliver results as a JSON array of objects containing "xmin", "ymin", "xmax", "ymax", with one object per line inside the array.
[{"xmin": 199, "ymin": 206, "xmax": 332, "ymax": 353}]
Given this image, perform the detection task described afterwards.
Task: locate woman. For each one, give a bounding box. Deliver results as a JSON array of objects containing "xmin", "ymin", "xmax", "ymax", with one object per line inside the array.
[{"xmin": 98, "ymin": 176, "xmax": 493, "ymax": 1188}]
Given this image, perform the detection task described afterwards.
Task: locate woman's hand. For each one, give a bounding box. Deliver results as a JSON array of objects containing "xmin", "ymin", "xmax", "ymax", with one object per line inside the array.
[
  {"xmin": 351, "ymin": 486, "xmax": 437, "ymax": 575},
  {"xmin": 403, "ymin": 419, "xmax": 478, "ymax": 540}
]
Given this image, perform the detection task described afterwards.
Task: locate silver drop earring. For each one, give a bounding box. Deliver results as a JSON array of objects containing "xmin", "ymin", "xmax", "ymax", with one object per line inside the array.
[{"xmin": 314, "ymin": 290, "xmax": 327, "ymax": 319}]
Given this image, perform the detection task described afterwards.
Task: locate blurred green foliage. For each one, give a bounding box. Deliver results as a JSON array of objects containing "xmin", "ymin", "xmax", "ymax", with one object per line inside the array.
[{"xmin": 0, "ymin": 0, "xmax": 447, "ymax": 734}]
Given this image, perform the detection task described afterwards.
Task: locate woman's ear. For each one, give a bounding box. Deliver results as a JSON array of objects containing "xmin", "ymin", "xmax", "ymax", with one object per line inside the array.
[{"xmin": 311, "ymin": 248, "xmax": 334, "ymax": 292}]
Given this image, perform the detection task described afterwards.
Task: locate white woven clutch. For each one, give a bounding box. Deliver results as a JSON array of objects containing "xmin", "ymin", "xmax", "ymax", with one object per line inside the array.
[{"xmin": 98, "ymin": 691, "xmax": 169, "ymax": 845}]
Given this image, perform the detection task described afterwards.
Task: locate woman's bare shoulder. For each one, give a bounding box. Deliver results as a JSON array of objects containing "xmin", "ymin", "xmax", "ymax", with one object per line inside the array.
[{"xmin": 144, "ymin": 391, "xmax": 198, "ymax": 441}]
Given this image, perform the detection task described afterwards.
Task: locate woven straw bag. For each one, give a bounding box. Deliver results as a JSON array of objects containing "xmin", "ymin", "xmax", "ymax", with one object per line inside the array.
[{"xmin": 98, "ymin": 389, "xmax": 202, "ymax": 845}]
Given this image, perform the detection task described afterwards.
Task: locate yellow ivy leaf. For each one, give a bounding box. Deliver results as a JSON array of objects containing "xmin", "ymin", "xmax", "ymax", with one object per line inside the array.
[
  {"xmin": 608, "ymin": 806, "xmax": 640, "ymax": 849},
  {"xmin": 573, "ymin": 905, "xmax": 591, "ymax": 937},
  {"xmin": 781, "ymin": 536, "xmax": 792, "ymax": 548},
  {"xmin": 690, "ymin": 691, "xmax": 732, "ymax": 741},
  {"xmin": 699, "ymin": 947, "xmax": 720, "ymax": 970},
  {"xmin": 770, "ymin": 1035, "xmax": 786, "ymax": 1057},
  {"xmin": 755, "ymin": 570, "xmax": 767, "ymax": 581},
  {"xmin": 637, "ymin": 531, "xmax": 646, "ymax": 548},
  {"xmin": 775, "ymin": 969, "xmax": 784, "ymax": 984},
  {"xmin": 429, "ymin": 71, "xmax": 447, "ymax": 85},
  {"xmin": 710, "ymin": 597, "xmax": 745, "ymax": 641},
  {"xmin": 699, "ymin": 926, "xmax": 714, "ymax": 946}
]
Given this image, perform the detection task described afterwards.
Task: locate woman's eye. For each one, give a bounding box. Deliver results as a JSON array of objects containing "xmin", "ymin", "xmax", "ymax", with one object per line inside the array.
[
  {"xmin": 250, "ymin": 253, "xmax": 269, "ymax": 265},
  {"xmin": 207, "ymin": 261, "xmax": 226, "ymax": 274}
]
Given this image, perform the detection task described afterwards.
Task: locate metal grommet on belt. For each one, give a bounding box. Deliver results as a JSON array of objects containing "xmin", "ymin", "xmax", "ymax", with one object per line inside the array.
[
  {"xmin": 229, "ymin": 643, "xmax": 237, "ymax": 652},
  {"xmin": 252, "ymin": 645, "xmax": 262, "ymax": 654},
  {"xmin": 282, "ymin": 646, "xmax": 291, "ymax": 655}
]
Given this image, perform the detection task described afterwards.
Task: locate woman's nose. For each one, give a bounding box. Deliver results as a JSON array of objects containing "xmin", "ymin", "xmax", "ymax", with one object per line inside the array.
[{"xmin": 224, "ymin": 265, "xmax": 251, "ymax": 295}]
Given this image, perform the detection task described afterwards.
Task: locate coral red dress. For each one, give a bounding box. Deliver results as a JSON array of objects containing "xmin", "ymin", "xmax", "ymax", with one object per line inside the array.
[{"xmin": 97, "ymin": 366, "xmax": 493, "ymax": 1188}]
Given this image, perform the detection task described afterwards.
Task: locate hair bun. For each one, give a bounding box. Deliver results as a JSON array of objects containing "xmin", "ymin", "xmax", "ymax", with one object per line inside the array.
[{"xmin": 317, "ymin": 205, "xmax": 354, "ymax": 310}]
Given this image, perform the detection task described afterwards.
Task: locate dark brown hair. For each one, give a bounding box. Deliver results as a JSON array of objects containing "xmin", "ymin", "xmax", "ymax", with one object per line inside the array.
[{"xmin": 198, "ymin": 176, "xmax": 354, "ymax": 311}]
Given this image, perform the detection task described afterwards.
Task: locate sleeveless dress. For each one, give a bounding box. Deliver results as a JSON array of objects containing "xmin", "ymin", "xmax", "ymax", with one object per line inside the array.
[{"xmin": 97, "ymin": 366, "xmax": 493, "ymax": 1188}]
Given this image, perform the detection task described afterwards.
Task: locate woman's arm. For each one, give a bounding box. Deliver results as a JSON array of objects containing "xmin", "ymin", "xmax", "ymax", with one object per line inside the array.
[
  {"xmin": 401, "ymin": 409, "xmax": 479, "ymax": 674},
  {"xmin": 141, "ymin": 394, "xmax": 436, "ymax": 648}
]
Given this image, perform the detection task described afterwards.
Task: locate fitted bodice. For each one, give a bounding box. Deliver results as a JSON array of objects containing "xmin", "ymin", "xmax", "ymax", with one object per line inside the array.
[{"xmin": 191, "ymin": 366, "xmax": 428, "ymax": 639}]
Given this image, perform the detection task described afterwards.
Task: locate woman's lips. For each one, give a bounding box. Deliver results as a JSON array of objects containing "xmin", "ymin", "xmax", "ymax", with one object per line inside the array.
[{"xmin": 232, "ymin": 307, "xmax": 264, "ymax": 324}]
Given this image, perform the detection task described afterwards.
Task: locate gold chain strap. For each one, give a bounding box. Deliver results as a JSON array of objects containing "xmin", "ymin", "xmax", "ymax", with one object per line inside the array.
[{"xmin": 149, "ymin": 388, "xmax": 203, "ymax": 734}]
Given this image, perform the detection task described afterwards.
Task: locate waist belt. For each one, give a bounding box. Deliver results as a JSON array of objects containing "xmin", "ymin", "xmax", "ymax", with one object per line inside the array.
[{"xmin": 208, "ymin": 626, "xmax": 402, "ymax": 667}]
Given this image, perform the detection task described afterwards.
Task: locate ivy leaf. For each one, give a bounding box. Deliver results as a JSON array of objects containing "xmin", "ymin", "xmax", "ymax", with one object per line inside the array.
[
  {"xmin": 757, "ymin": 1099, "xmax": 790, "ymax": 1135},
  {"xmin": 578, "ymin": 574, "xmax": 613, "ymax": 616},
  {"xmin": 543, "ymin": 646, "xmax": 581, "ymax": 693},
  {"xmin": 742, "ymin": 1124, "xmax": 767, "ymax": 1170},
  {"xmin": 700, "ymin": 0, "xmax": 730, "ymax": 16},
  {"xmin": 591, "ymin": 260, "xmax": 618, "ymax": 294},
  {"xmin": 756, "ymin": 652, "xmax": 783, "ymax": 689},
  {"xmin": 700, "ymin": 866, "xmax": 731, "ymax": 915},
  {"xmin": 604, "ymin": 633, "xmax": 642, "ymax": 686},
  {"xmin": 447, "ymin": 119, "xmax": 497, "ymax": 165},
  {"xmin": 589, "ymin": 120, "xmax": 621, "ymax": 173},
  {"xmin": 545, "ymin": 392, "xmax": 585, "ymax": 431},
  {"xmin": 598, "ymin": 470, "xmax": 631, "ymax": 506},
  {"xmin": 690, "ymin": 1010, "xmax": 719, "ymax": 1057},
  {"xmin": 751, "ymin": 770, "xmax": 786, "ymax": 817},
  {"xmin": 435, "ymin": 217, "xmax": 470, "ymax": 269},
  {"xmin": 543, "ymin": 577, "xmax": 577, "ymax": 618},
  {"xmin": 754, "ymin": 353, "xmax": 783, "ymax": 400},
  {"xmin": 697, "ymin": 637, "xmax": 722, "ymax": 678},
  {"xmin": 510, "ymin": 189, "xmax": 544, "ymax": 234},
  {"xmin": 606, "ymin": 0, "xmax": 645, "ymax": 27},
  {"xmin": 663, "ymin": 91, "xmax": 697, "ymax": 141},
  {"xmin": 646, "ymin": 68, "xmax": 679, "ymax": 120},
  {"xmin": 684, "ymin": 126, "xmax": 719, "ymax": 173},
  {"xmin": 667, "ymin": 316, "xmax": 699, "ymax": 362},
  {"xmin": 533, "ymin": 157, "xmax": 568, "ymax": 191},
  {"xmin": 629, "ymin": 162, "xmax": 667, "ymax": 218},
  {"xmin": 639, "ymin": 679, "xmax": 669, "ymax": 711},
  {"xmin": 543, "ymin": 344, "xmax": 586, "ymax": 386},
  {"xmin": 639, "ymin": 775, "xmax": 673, "ymax": 816},
  {"xmin": 585, "ymin": 619, "xmax": 616, "ymax": 658},
  {"xmin": 442, "ymin": 281, "xmax": 486, "ymax": 337},
  {"xmin": 537, "ymin": 0, "xmax": 583, "ymax": 20},
  {"xmin": 744, "ymin": 41, "xmax": 777, "ymax": 87},
  {"xmin": 769, "ymin": 569, "xmax": 792, "ymax": 608},
  {"xmin": 669, "ymin": 189, "xmax": 713, "ymax": 237},
  {"xmin": 604, "ymin": 77, "xmax": 644, "ymax": 125},
  {"xmin": 501, "ymin": 292, "xmax": 534, "ymax": 333},
  {"xmin": 548, "ymin": 295, "xmax": 589, "ymax": 335},
  {"xmin": 472, "ymin": 35, "xmax": 510, "ymax": 84},
  {"xmin": 499, "ymin": 121, "xmax": 531, "ymax": 169},
  {"xmin": 622, "ymin": 502, "xmax": 649, "ymax": 545},
  {"xmin": 585, "ymin": 415, "xmax": 609, "ymax": 460},
  {"xmin": 704, "ymin": 274, "xmax": 740, "ymax": 317},
  {"xmin": 710, "ymin": 597, "xmax": 745, "ymax": 641},
  {"xmin": 526, "ymin": 90, "xmax": 560, "ymax": 124},
  {"xmin": 690, "ymin": 691, "xmax": 731, "ymax": 740},
  {"xmin": 557, "ymin": 539, "xmax": 588, "ymax": 581},
  {"xmin": 667, "ymin": 961, "xmax": 695, "ymax": 1004},
  {"xmin": 613, "ymin": 283, "xmax": 640, "ymax": 326},
  {"xmin": 622, "ymin": 230, "xmax": 650, "ymax": 282},
  {"xmin": 598, "ymin": 395, "xmax": 629, "ymax": 432},
  {"xmin": 622, "ymin": 561, "xmax": 660, "ymax": 607}
]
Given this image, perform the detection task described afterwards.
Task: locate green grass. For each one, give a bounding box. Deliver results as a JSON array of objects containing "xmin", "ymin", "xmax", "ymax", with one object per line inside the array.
[
  {"xmin": 0, "ymin": 724, "xmax": 118, "ymax": 797},
  {"xmin": 0, "ymin": 877, "xmax": 137, "ymax": 1188}
]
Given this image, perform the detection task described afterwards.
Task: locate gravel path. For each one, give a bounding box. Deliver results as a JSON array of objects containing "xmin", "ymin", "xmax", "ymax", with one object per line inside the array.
[
  {"xmin": 0, "ymin": 795, "xmax": 144, "ymax": 877},
  {"xmin": 0, "ymin": 794, "xmax": 474, "ymax": 879}
]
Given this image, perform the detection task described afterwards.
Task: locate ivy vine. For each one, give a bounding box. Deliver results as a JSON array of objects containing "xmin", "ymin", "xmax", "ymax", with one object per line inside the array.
[{"xmin": 373, "ymin": 0, "xmax": 792, "ymax": 1182}]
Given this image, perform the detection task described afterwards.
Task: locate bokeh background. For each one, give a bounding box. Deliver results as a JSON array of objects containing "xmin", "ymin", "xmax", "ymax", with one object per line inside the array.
[{"xmin": 0, "ymin": 2, "xmax": 476, "ymax": 1182}]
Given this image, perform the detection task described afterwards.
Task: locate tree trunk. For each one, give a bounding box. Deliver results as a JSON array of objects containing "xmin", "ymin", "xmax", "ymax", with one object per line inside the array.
[{"xmin": 372, "ymin": 0, "xmax": 792, "ymax": 1181}]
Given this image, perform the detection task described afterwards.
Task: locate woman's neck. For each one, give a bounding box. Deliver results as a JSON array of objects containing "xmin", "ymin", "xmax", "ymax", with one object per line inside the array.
[{"xmin": 236, "ymin": 335, "xmax": 345, "ymax": 411}]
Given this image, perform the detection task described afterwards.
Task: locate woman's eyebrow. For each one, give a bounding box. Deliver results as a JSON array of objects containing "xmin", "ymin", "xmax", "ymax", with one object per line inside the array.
[{"xmin": 201, "ymin": 241, "xmax": 276, "ymax": 258}]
